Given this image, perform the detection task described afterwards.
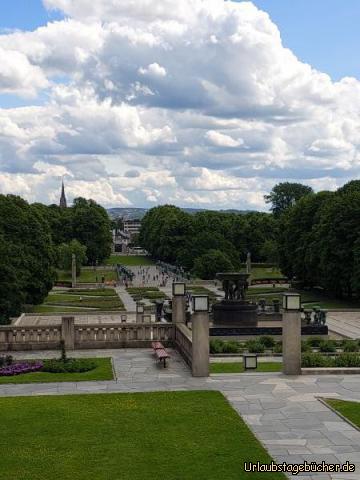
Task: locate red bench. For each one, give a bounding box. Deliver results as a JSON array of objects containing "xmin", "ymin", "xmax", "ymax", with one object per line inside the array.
[{"xmin": 152, "ymin": 342, "xmax": 170, "ymax": 368}]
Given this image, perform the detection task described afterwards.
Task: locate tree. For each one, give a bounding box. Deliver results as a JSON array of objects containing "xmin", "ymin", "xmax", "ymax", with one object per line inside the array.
[
  {"xmin": 71, "ymin": 198, "xmax": 112, "ymax": 264},
  {"xmin": 56, "ymin": 240, "xmax": 87, "ymax": 276},
  {"xmin": 264, "ymin": 182, "xmax": 313, "ymax": 217},
  {"xmin": 193, "ymin": 250, "xmax": 233, "ymax": 280},
  {"xmin": 0, "ymin": 195, "xmax": 55, "ymax": 323}
]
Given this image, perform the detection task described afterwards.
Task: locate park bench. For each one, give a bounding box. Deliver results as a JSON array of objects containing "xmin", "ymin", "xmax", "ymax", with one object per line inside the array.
[{"xmin": 151, "ymin": 341, "xmax": 170, "ymax": 368}]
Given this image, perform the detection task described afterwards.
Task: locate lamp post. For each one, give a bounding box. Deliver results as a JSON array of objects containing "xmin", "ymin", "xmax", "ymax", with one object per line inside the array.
[
  {"xmin": 136, "ymin": 303, "xmax": 144, "ymax": 323},
  {"xmin": 172, "ymin": 282, "xmax": 186, "ymax": 324},
  {"xmin": 243, "ymin": 353, "xmax": 258, "ymax": 370},
  {"xmin": 191, "ymin": 295, "xmax": 209, "ymax": 377},
  {"xmin": 282, "ymin": 293, "xmax": 302, "ymax": 375}
]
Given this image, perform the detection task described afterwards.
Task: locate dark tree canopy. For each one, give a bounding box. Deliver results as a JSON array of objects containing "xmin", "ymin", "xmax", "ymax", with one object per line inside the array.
[
  {"xmin": 264, "ymin": 182, "xmax": 314, "ymax": 217},
  {"xmin": 0, "ymin": 195, "xmax": 56, "ymax": 323}
]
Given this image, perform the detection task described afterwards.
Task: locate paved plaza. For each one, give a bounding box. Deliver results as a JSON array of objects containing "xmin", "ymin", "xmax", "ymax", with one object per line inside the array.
[{"xmin": 2, "ymin": 348, "xmax": 360, "ymax": 479}]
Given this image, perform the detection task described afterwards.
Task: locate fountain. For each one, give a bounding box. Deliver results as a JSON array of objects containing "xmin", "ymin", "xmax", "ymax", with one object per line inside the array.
[{"xmin": 212, "ymin": 272, "xmax": 258, "ymax": 327}]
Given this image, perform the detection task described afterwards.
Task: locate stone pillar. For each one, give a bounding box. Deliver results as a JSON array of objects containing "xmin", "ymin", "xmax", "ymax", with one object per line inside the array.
[
  {"xmin": 71, "ymin": 253, "xmax": 76, "ymax": 288},
  {"xmin": 282, "ymin": 310, "xmax": 301, "ymax": 375},
  {"xmin": 61, "ymin": 316, "xmax": 75, "ymax": 350},
  {"xmin": 191, "ymin": 311, "xmax": 209, "ymax": 377},
  {"xmin": 172, "ymin": 295, "xmax": 186, "ymax": 324}
]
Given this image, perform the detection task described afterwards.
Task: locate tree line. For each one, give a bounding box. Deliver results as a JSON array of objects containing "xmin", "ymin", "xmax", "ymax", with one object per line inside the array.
[{"xmin": 0, "ymin": 196, "xmax": 112, "ymax": 324}]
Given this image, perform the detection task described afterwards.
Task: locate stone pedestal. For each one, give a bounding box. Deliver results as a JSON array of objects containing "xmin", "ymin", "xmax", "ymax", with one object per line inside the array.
[
  {"xmin": 172, "ymin": 295, "xmax": 186, "ymax": 324},
  {"xmin": 192, "ymin": 311, "xmax": 209, "ymax": 377},
  {"xmin": 61, "ymin": 316, "xmax": 75, "ymax": 350},
  {"xmin": 282, "ymin": 310, "xmax": 301, "ymax": 375}
]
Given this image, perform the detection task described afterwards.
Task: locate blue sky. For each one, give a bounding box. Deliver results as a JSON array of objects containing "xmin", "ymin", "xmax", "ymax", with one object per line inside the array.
[
  {"xmin": 0, "ymin": 0, "xmax": 359, "ymax": 209},
  {"xmin": 1, "ymin": 0, "xmax": 359, "ymax": 81}
]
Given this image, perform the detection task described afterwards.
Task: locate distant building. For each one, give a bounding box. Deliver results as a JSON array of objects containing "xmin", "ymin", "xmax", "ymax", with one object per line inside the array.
[
  {"xmin": 123, "ymin": 219, "xmax": 141, "ymax": 239},
  {"xmin": 59, "ymin": 181, "xmax": 67, "ymax": 208}
]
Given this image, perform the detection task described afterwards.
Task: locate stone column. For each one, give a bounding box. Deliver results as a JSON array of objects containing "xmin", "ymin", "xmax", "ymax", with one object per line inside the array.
[
  {"xmin": 172, "ymin": 295, "xmax": 186, "ymax": 324},
  {"xmin": 62, "ymin": 316, "xmax": 75, "ymax": 350},
  {"xmin": 282, "ymin": 310, "xmax": 301, "ymax": 375},
  {"xmin": 71, "ymin": 253, "xmax": 76, "ymax": 288},
  {"xmin": 191, "ymin": 311, "xmax": 209, "ymax": 377}
]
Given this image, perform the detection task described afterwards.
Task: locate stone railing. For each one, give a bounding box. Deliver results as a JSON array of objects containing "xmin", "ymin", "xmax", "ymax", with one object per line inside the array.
[
  {"xmin": 0, "ymin": 319, "xmax": 174, "ymax": 351},
  {"xmin": 0, "ymin": 325, "xmax": 62, "ymax": 351},
  {"xmin": 174, "ymin": 323, "xmax": 193, "ymax": 368},
  {"xmin": 74, "ymin": 323, "xmax": 173, "ymax": 349}
]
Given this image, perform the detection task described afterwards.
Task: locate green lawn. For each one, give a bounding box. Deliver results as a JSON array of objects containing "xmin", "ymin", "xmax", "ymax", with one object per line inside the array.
[
  {"xmin": 57, "ymin": 269, "xmax": 117, "ymax": 283},
  {"xmin": 210, "ymin": 362, "xmax": 282, "ymax": 374},
  {"xmin": 0, "ymin": 358, "xmax": 113, "ymax": 384},
  {"xmin": 0, "ymin": 391, "xmax": 285, "ymax": 480},
  {"xmin": 105, "ymin": 255, "xmax": 155, "ymax": 266},
  {"xmin": 126, "ymin": 287, "xmax": 168, "ymax": 302},
  {"xmin": 325, "ymin": 399, "xmax": 360, "ymax": 428},
  {"xmin": 250, "ymin": 267, "xmax": 284, "ymax": 280},
  {"xmin": 31, "ymin": 289, "xmax": 124, "ymax": 313}
]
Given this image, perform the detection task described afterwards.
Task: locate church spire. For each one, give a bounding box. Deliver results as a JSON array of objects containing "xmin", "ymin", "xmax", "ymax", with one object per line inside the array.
[{"xmin": 59, "ymin": 180, "xmax": 67, "ymax": 208}]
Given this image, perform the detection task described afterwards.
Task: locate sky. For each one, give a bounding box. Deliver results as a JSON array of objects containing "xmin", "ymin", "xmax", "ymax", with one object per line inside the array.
[{"xmin": 0, "ymin": 0, "xmax": 360, "ymax": 210}]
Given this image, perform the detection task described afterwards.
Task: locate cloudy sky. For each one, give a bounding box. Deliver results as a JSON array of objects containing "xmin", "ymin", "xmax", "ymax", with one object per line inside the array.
[{"xmin": 1, "ymin": 0, "xmax": 360, "ymax": 210}]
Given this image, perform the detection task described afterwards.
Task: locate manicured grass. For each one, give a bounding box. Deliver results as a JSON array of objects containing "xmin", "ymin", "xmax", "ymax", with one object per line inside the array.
[
  {"xmin": 325, "ymin": 399, "xmax": 360, "ymax": 427},
  {"xmin": 31, "ymin": 288, "xmax": 125, "ymax": 313},
  {"xmin": 0, "ymin": 358, "xmax": 113, "ymax": 384},
  {"xmin": 250, "ymin": 266, "xmax": 284, "ymax": 279},
  {"xmin": 0, "ymin": 391, "xmax": 285, "ymax": 480},
  {"xmin": 126, "ymin": 287, "xmax": 168, "ymax": 301},
  {"xmin": 210, "ymin": 362, "xmax": 282, "ymax": 374},
  {"xmin": 105, "ymin": 255, "xmax": 155, "ymax": 266},
  {"xmin": 57, "ymin": 269, "xmax": 117, "ymax": 283}
]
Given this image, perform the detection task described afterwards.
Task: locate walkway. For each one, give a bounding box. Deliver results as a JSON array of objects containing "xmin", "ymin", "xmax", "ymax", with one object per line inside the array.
[
  {"xmin": 2, "ymin": 349, "xmax": 360, "ymax": 478},
  {"xmin": 115, "ymin": 285, "xmax": 136, "ymax": 311}
]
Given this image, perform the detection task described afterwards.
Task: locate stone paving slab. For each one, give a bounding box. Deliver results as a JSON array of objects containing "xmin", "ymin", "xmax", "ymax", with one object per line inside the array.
[{"xmin": 2, "ymin": 349, "xmax": 360, "ymax": 478}]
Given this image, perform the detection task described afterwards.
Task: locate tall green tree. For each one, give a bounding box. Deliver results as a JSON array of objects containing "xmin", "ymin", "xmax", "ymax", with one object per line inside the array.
[
  {"xmin": 71, "ymin": 198, "xmax": 112, "ymax": 264},
  {"xmin": 193, "ymin": 250, "xmax": 234, "ymax": 280},
  {"xmin": 56, "ymin": 240, "xmax": 87, "ymax": 276},
  {"xmin": 264, "ymin": 182, "xmax": 313, "ymax": 217}
]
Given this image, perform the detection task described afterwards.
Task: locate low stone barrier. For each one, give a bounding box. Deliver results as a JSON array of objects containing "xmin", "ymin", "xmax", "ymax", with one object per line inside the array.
[
  {"xmin": 174, "ymin": 323, "xmax": 193, "ymax": 368},
  {"xmin": 0, "ymin": 319, "xmax": 173, "ymax": 351}
]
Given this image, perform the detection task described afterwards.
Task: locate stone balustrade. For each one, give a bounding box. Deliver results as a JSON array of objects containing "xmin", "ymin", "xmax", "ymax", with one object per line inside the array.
[
  {"xmin": 174, "ymin": 323, "xmax": 193, "ymax": 368},
  {"xmin": 0, "ymin": 321, "xmax": 173, "ymax": 351},
  {"xmin": 0, "ymin": 325, "xmax": 61, "ymax": 351}
]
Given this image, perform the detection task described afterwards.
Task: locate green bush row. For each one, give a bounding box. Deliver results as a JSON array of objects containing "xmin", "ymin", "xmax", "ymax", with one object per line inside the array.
[
  {"xmin": 42, "ymin": 358, "xmax": 97, "ymax": 373},
  {"xmin": 302, "ymin": 352, "xmax": 360, "ymax": 368}
]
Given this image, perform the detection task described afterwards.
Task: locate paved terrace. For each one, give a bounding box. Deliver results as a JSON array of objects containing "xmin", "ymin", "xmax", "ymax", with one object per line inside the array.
[{"xmin": 2, "ymin": 349, "xmax": 360, "ymax": 479}]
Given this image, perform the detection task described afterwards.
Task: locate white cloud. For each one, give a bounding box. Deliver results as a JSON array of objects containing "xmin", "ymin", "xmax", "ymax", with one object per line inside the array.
[
  {"xmin": 138, "ymin": 63, "xmax": 167, "ymax": 78},
  {"xmin": 0, "ymin": 0, "xmax": 359, "ymax": 208}
]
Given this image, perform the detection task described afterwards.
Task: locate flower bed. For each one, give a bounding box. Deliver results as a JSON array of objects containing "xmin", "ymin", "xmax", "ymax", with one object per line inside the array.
[{"xmin": 0, "ymin": 362, "xmax": 43, "ymax": 376}]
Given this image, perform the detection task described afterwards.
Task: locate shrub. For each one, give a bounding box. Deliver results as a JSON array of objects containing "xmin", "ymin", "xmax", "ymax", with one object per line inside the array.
[
  {"xmin": 210, "ymin": 340, "xmax": 224, "ymax": 354},
  {"xmin": 245, "ymin": 340, "xmax": 265, "ymax": 354},
  {"xmin": 319, "ymin": 340, "xmax": 336, "ymax": 353},
  {"xmin": 342, "ymin": 340, "xmax": 358, "ymax": 353},
  {"xmin": 273, "ymin": 342, "xmax": 282, "ymax": 354},
  {"xmin": 222, "ymin": 341, "xmax": 240, "ymax": 354},
  {"xmin": 42, "ymin": 358, "xmax": 96, "ymax": 373},
  {"xmin": 334, "ymin": 353, "xmax": 360, "ymax": 368},
  {"xmin": 302, "ymin": 353, "xmax": 333, "ymax": 368},
  {"xmin": 0, "ymin": 355, "xmax": 13, "ymax": 368},
  {"xmin": 301, "ymin": 341, "xmax": 311, "ymax": 353},
  {"xmin": 259, "ymin": 336, "xmax": 275, "ymax": 349},
  {"xmin": 306, "ymin": 337, "xmax": 324, "ymax": 348}
]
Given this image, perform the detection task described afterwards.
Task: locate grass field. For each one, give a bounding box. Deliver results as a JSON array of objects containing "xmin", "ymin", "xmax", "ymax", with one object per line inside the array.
[
  {"xmin": 325, "ymin": 399, "xmax": 360, "ymax": 428},
  {"xmin": 0, "ymin": 391, "xmax": 285, "ymax": 480},
  {"xmin": 31, "ymin": 289, "xmax": 124, "ymax": 313},
  {"xmin": 250, "ymin": 266, "xmax": 284, "ymax": 280},
  {"xmin": 126, "ymin": 287, "xmax": 168, "ymax": 302},
  {"xmin": 57, "ymin": 269, "xmax": 117, "ymax": 283},
  {"xmin": 105, "ymin": 255, "xmax": 155, "ymax": 266},
  {"xmin": 0, "ymin": 358, "xmax": 113, "ymax": 384},
  {"xmin": 210, "ymin": 362, "xmax": 282, "ymax": 374}
]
